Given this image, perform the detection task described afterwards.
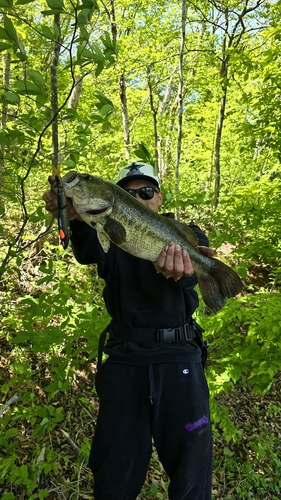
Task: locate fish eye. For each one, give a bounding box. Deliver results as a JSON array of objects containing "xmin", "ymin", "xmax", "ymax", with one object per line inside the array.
[{"xmin": 83, "ymin": 174, "xmax": 92, "ymax": 181}]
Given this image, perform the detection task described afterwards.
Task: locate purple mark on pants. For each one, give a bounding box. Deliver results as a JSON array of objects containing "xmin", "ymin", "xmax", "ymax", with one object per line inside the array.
[{"xmin": 184, "ymin": 415, "xmax": 209, "ymax": 432}]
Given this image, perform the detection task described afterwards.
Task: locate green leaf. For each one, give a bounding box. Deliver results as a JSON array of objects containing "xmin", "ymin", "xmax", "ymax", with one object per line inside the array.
[
  {"xmin": 1, "ymin": 493, "xmax": 15, "ymax": 500},
  {"xmin": 101, "ymin": 31, "xmax": 113, "ymax": 50},
  {"xmin": 5, "ymin": 428, "xmax": 18, "ymax": 438},
  {"xmin": 0, "ymin": 41, "xmax": 12, "ymax": 51},
  {"xmin": 100, "ymin": 103, "xmax": 113, "ymax": 117},
  {"xmin": 0, "ymin": 131, "xmax": 9, "ymax": 145},
  {"xmin": 3, "ymin": 15, "xmax": 18, "ymax": 44},
  {"xmin": 12, "ymin": 331, "xmax": 34, "ymax": 343},
  {"xmin": 70, "ymin": 152, "xmax": 79, "ymax": 165},
  {"xmin": 38, "ymin": 490, "xmax": 48, "ymax": 500},
  {"xmin": 62, "ymin": 109, "xmax": 78, "ymax": 121},
  {"xmin": 27, "ymin": 70, "xmax": 45, "ymax": 89},
  {"xmin": 53, "ymin": 20, "xmax": 60, "ymax": 38},
  {"xmin": 95, "ymin": 60, "xmax": 104, "ymax": 77},
  {"xmin": 90, "ymin": 114, "xmax": 104, "ymax": 123},
  {"xmin": 41, "ymin": 9, "xmax": 62, "ymax": 15},
  {"xmin": 64, "ymin": 159, "xmax": 76, "ymax": 168},
  {"xmin": 41, "ymin": 25, "xmax": 54, "ymax": 39},
  {"xmin": 17, "ymin": 50, "xmax": 27, "ymax": 62},
  {"xmin": 0, "ymin": 27, "xmax": 11, "ymax": 42},
  {"xmin": 16, "ymin": 0, "xmax": 35, "ymax": 4},
  {"xmin": 15, "ymin": 80, "xmax": 46, "ymax": 96},
  {"xmin": 134, "ymin": 142, "xmax": 152, "ymax": 162},
  {"xmin": 92, "ymin": 43, "xmax": 104, "ymax": 62},
  {"xmin": 46, "ymin": 0, "xmax": 64, "ymax": 10},
  {"xmin": 81, "ymin": 0, "xmax": 97, "ymax": 7},
  {"xmin": 3, "ymin": 91, "xmax": 20, "ymax": 104},
  {"xmin": 77, "ymin": 27, "xmax": 89, "ymax": 41},
  {"xmin": 0, "ymin": 0, "xmax": 13, "ymax": 7},
  {"xmin": 94, "ymin": 91, "xmax": 113, "ymax": 106},
  {"xmin": 77, "ymin": 8, "xmax": 92, "ymax": 25},
  {"xmin": 36, "ymin": 94, "xmax": 48, "ymax": 108},
  {"xmin": 77, "ymin": 44, "xmax": 94, "ymax": 61},
  {"xmin": 1, "ymin": 383, "xmax": 10, "ymax": 394}
]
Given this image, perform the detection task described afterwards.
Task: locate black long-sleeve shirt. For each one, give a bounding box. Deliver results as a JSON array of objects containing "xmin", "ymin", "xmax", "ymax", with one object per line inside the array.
[{"xmin": 70, "ymin": 215, "xmax": 209, "ymax": 364}]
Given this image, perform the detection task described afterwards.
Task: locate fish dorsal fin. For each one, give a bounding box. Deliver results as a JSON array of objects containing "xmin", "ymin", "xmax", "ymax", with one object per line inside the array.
[
  {"xmin": 104, "ymin": 216, "xmax": 126, "ymax": 245},
  {"xmin": 181, "ymin": 225, "xmax": 198, "ymax": 247},
  {"xmin": 169, "ymin": 219, "xmax": 198, "ymax": 247}
]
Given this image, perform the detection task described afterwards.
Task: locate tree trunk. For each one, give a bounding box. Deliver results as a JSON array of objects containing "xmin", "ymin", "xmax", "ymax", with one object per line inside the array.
[
  {"xmin": 213, "ymin": 69, "xmax": 227, "ymax": 209},
  {"xmin": 68, "ymin": 76, "xmax": 83, "ymax": 111},
  {"xmin": 147, "ymin": 66, "xmax": 159, "ymax": 171},
  {"xmin": 51, "ymin": 13, "xmax": 61, "ymax": 175},
  {"xmin": 212, "ymin": 4, "xmax": 228, "ymax": 210},
  {"xmin": 103, "ymin": 0, "xmax": 130, "ymax": 160},
  {"xmin": 158, "ymin": 66, "xmax": 178, "ymax": 179},
  {"xmin": 0, "ymin": 51, "xmax": 11, "ymax": 198},
  {"xmin": 119, "ymin": 73, "xmax": 130, "ymax": 160},
  {"xmin": 212, "ymin": 2, "xmax": 256, "ymax": 208},
  {"xmin": 2, "ymin": 52, "xmax": 11, "ymax": 130},
  {"xmin": 175, "ymin": 0, "xmax": 186, "ymax": 220}
]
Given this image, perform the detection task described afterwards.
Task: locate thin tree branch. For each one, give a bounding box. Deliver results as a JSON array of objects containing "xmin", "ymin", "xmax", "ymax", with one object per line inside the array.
[{"xmin": 0, "ymin": 394, "xmax": 19, "ymax": 417}]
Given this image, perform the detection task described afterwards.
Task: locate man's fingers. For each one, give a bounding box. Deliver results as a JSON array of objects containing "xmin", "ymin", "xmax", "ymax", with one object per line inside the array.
[
  {"xmin": 199, "ymin": 245, "xmax": 215, "ymax": 257},
  {"xmin": 43, "ymin": 190, "xmax": 56, "ymax": 203},
  {"xmin": 48, "ymin": 175, "xmax": 56, "ymax": 185},
  {"xmin": 174, "ymin": 244, "xmax": 184, "ymax": 275},
  {"xmin": 165, "ymin": 243, "xmax": 176, "ymax": 271},
  {"xmin": 155, "ymin": 243, "xmax": 195, "ymax": 281},
  {"xmin": 182, "ymin": 249, "xmax": 194, "ymax": 277},
  {"xmin": 157, "ymin": 245, "xmax": 169, "ymax": 269},
  {"xmin": 157, "ymin": 243, "xmax": 176, "ymax": 271}
]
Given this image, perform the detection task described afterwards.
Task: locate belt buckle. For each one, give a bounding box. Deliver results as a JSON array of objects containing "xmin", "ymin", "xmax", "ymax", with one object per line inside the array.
[
  {"xmin": 156, "ymin": 328, "xmax": 176, "ymax": 343},
  {"xmin": 183, "ymin": 323, "xmax": 193, "ymax": 341},
  {"xmin": 175, "ymin": 327, "xmax": 181, "ymax": 342}
]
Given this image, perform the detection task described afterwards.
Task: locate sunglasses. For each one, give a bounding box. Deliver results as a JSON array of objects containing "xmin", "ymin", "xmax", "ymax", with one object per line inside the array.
[{"xmin": 124, "ymin": 186, "xmax": 160, "ymax": 200}]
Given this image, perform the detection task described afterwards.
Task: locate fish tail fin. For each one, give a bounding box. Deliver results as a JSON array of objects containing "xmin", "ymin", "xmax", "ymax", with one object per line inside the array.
[{"xmin": 197, "ymin": 258, "xmax": 243, "ymax": 313}]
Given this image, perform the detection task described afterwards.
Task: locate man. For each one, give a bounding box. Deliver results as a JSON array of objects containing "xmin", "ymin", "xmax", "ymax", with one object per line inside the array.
[{"xmin": 44, "ymin": 162, "xmax": 212, "ymax": 500}]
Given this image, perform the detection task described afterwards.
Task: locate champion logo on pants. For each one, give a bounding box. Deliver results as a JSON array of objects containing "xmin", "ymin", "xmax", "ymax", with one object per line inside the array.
[{"xmin": 184, "ymin": 415, "xmax": 209, "ymax": 432}]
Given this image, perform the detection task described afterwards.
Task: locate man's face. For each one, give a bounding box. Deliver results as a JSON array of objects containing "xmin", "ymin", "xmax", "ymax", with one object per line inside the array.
[{"xmin": 122, "ymin": 179, "xmax": 163, "ymax": 212}]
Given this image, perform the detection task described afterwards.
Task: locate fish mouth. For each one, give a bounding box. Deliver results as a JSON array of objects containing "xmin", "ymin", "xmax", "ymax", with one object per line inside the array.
[
  {"xmin": 63, "ymin": 171, "xmax": 80, "ymax": 186},
  {"xmin": 86, "ymin": 207, "xmax": 110, "ymax": 215}
]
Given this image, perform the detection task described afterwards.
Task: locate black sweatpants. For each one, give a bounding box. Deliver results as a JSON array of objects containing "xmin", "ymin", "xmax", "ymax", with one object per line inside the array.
[{"xmin": 89, "ymin": 360, "xmax": 212, "ymax": 500}]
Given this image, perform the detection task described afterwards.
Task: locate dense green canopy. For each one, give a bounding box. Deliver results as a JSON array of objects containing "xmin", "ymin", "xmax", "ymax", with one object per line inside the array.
[{"xmin": 1, "ymin": 0, "xmax": 281, "ymax": 497}]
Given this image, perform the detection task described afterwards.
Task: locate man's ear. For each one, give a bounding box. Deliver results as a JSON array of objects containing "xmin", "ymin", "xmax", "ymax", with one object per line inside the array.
[{"xmin": 158, "ymin": 191, "xmax": 163, "ymax": 206}]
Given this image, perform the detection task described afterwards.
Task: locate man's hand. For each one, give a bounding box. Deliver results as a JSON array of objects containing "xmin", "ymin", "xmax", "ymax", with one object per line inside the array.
[
  {"xmin": 154, "ymin": 243, "xmax": 215, "ymax": 281},
  {"xmin": 43, "ymin": 175, "xmax": 82, "ymax": 221}
]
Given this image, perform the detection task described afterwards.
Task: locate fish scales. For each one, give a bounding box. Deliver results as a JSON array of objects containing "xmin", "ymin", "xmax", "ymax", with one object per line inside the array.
[
  {"xmin": 53, "ymin": 172, "xmax": 243, "ymax": 313},
  {"xmin": 109, "ymin": 194, "xmax": 193, "ymax": 260}
]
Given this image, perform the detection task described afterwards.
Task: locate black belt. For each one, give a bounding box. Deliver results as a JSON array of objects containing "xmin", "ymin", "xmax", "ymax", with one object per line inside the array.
[{"xmin": 109, "ymin": 321, "xmax": 197, "ymax": 344}]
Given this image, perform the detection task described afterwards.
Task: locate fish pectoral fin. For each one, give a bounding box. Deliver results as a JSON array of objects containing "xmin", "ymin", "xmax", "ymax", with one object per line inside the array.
[
  {"xmin": 104, "ymin": 216, "xmax": 126, "ymax": 245},
  {"xmin": 97, "ymin": 230, "xmax": 111, "ymax": 253}
]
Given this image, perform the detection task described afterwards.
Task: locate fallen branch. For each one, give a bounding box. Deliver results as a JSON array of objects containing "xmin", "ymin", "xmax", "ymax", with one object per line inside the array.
[
  {"xmin": 61, "ymin": 428, "xmax": 80, "ymax": 454},
  {"xmin": 0, "ymin": 393, "xmax": 19, "ymax": 417}
]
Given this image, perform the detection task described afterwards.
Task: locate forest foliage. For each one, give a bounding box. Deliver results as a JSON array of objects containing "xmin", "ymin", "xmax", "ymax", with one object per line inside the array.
[{"xmin": 1, "ymin": 0, "xmax": 281, "ymax": 498}]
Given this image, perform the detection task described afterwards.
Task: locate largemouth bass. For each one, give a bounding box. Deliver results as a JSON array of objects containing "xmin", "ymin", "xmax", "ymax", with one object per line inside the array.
[{"xmin": 53, "ymin": 171, "xmax": 243, "ymax": 312}]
